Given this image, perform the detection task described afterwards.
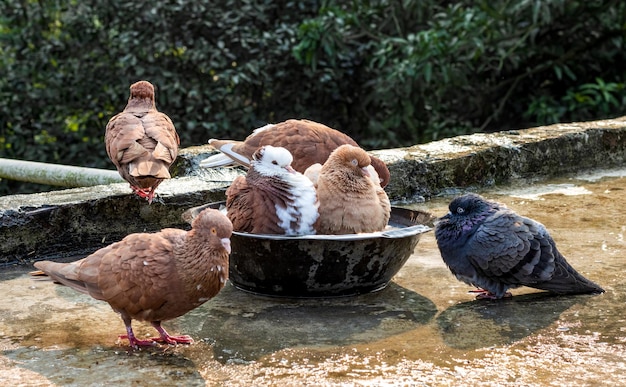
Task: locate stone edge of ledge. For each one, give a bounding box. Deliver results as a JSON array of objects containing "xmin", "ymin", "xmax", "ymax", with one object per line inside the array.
[{"xmin": 2, "ymin": 117, "xmax": 625, "ymax": 265}]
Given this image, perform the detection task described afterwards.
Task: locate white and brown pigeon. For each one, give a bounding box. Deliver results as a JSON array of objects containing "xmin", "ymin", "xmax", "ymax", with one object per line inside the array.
[
  {"xmin": 105, "ymin": 80, "xmax": 180, "ymax": 203},
  {"xmin": 32, "ymin": 208, "xmax": 233, "ymax": 348},
  {"xmin": 199, "ymin": 119, "xmax": 391, "ymax": 188},
  {"xmin": 309, "ymin": 144, "xmax": 391, "ymax": 235},
  {"xmin": 225, "ymin": 145, "xmax": 319, "ymax": 235}
]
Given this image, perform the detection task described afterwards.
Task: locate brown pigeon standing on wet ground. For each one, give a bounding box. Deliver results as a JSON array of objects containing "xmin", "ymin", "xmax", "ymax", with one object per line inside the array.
[
  {"xmin": 105, "ymin": 80, "xmax": 180, "ymax": 204},
  {"xmin": 225, "ymin": 145, "xmax": 319, "ymax": 235},
  {"xmin": 434, "ymin": 193, "xmax": 605, "ymax": 299},
  {"xmin": 309, "ymin": 144, "xmax": 391, "ymax": 235},
  {"xmin": 199, "ymin": 119, "xmax": 391, "ymax": 188},
  {"xmin": 32, "ymin": 208, "xmax": 232, "ymax": 348}
]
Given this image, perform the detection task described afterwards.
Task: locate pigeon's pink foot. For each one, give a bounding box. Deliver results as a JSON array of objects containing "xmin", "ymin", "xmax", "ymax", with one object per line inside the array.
[
  {"xmin": 118, "ymin": 334, "xmax": 157, "ymax": 347},
  {"xmin": 151, "ymin": 322, "xmax": 194, "ymax": 345},
  {"xmin": 146, "ymin": 190, "xmax": 156, "ymax": 205},
  {"xmin": 130, "ymin": 186, "xmax": 152, "ymax": 201},
  {"xmin": 469, "ymin": 288, "xmax": 512, "ymax": 300},
  {"xmin": 153, "ymin": 334, "xmax": 194, "ymax": 345}
]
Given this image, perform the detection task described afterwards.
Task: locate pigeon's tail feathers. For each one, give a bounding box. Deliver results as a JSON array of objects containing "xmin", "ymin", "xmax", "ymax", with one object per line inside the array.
[
  {"xmin": 536, "ymin": 260, "xmax": 604, "ymax": 295},
  {"xmin": 130, "ymin": 159, "xmax": 171, "ymax": 179},
  {"xmin": 199, "ymin": 153, "xmax": 237, "ymax": 168},
  {"xmin": 33, "ymin": 261, "xmax": 90, "ymax": 295},
  {"xmin": 200, "ymin": 142, "xmax": 251, "ymax": 168}
]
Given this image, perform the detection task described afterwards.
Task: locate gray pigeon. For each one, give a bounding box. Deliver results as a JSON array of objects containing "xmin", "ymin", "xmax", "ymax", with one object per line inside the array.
[{"xmin": 434, "ymin": 193, "xmax": 604, "ymax": 299}]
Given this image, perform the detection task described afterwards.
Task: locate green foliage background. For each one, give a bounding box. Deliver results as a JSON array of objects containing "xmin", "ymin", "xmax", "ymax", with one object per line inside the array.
[{"xmin": 1, "ymin": 0, "xmax": 625, "ymax": 195}]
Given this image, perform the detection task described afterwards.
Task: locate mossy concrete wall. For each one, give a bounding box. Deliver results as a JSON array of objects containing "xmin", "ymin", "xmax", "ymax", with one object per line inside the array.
[
  {"xmin": 376, "ymin": 118, "xmax": 626, "ymax": 200},
  {"xmin": 1, "ymin": 117, "xmax": 625, "ymax": 266}
]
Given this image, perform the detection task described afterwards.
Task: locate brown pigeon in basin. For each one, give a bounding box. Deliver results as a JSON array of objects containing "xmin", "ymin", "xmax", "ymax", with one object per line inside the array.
[
  {"xmin": 309, "ymin": 144, "xmax": 391, "ymax": 234},
  {"xmin": 226, "ymin": 145, "xmax": 319, "ymax": 235},
  {"xmin": 105, "ymin": 80, "xmax": 180, "ymax": 203},
  {"xmin": 199, "ymin": 119, "xmax": 391, "ymax": 188},
  {"xmin": 32, "ymin": 208, "xmax": 232, "ymax": 348}
]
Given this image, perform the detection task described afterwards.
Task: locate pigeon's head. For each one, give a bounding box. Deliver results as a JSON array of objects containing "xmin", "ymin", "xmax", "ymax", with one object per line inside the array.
[
  {"xmin": 192, "ymin": 208, "xmax": 233, "ymax": 254},
  {"xmin": 330, "ymin": 144, "xmax": 372, "ymax": 178},
  {"xmin": 252, "ymin": 145, "xmax": 296, "ymax": 175},
  {"xmin": 129, "ymin": 80, "xmax": 156, "ymax": 100},
  {"xmin": 436, "ymin": 193, "xmax": 500, "ymax": 227}
]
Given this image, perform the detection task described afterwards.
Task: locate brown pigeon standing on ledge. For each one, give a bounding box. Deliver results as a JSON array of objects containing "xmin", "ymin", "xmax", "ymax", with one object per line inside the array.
[
  {"xmin": 199, "ymin": 119, "xmax": 391, "ymax": 188},
  {"xmin": 226, "ymin": 145, "xmax": 319, "ymax": 235},
  {"xmin": 33, "ymin": 208, "xmax": 232, "ymax": 348},
  {"xmin": 105, "ymin": 80, "xmax": 180, "ymax": 203},
  {"xmin": 310, "ymin": 144, "xmax": 391, "ymax": 234},
  {"xmin": 434, "ymin": 193, "xmax": 605, "ymax": 299}
]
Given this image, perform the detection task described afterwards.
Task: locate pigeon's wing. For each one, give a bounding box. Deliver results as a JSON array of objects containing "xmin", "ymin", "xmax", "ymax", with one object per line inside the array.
[
  {"xmin": 143, "ymin": 112, "xmax": 180, "ymax": 164},
  {"xmin": 279, "ymin": 120, "xmax": 390, "ymax": 187},
  {"xmin": 226, "ymin": 173, "xmax": 291, "ymax": 235},
  {"xmin": 225, "ymin": 176, "xmax": 256, "ymax": 232},
  {"xmin": 85, "ymin": 231, "xmax": 186, "ymax": 317},
  {"xmin": 105, "ymin": 113, "xmax": 148, "ymax": 169},
  {"xmin": 269, "ymin": 120, "xmax": 359, "ymax": 172},
  {"xmin": 466, "ymin": 210, "xmax": 556, "ymax": 286},
  {"xmin": 32, "ymin": 231, "xmax": 184, "ymax": 310}
]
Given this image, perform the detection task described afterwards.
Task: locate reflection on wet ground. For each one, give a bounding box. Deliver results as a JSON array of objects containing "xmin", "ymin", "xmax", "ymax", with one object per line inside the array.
[{"xmin": 1, "ymin": 168, "xmax": 625, "ymax": 386}]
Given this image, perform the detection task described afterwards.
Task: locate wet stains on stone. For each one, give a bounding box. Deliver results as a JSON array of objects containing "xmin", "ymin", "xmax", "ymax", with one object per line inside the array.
[
  {"xmin": 195, "ymin": 283, "xmax": 438, "ymax": 364},
  {"xmin": 436, "ymin": 292, "xmax": 594, "ymax": 350}
]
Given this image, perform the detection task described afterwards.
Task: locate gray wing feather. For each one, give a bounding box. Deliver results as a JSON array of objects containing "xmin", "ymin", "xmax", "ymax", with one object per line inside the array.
[{"xmin": 466, "ymin": 210, "xmax": 555, "ymax": 283}]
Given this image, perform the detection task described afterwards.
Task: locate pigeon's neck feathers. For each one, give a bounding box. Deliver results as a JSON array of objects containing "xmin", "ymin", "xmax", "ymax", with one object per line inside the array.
[
  {"xmin": 253, "ymin": 161, "xmax": 289, "ymax": 177},
  {"xmin": 247, "ymin": 167, "xmax": 311, "ymax": 198},
  {"xmin": 172, "ymin": 217, "xmax": 231, "ymax": 300},
  {"xmin": 125, "ymin": 98, "xmax": 156, "ymax": 114},
  {"xmin": 321, "ymin": 166, "xmax": 373, "ymax": 195},
  {"xmin": 276, "ymin": 173, "xmax": 319, "ymax": 234}
]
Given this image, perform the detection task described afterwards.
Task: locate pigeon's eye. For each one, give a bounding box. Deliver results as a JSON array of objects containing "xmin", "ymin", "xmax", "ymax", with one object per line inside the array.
[
  {"xmin": 272, "ymin": 160, "xmax": 278, "ymax": 165},
  {"xmin": 456, "ymin": 207, "xmax": 465, "ymax": 214},
  {"xmin": 351, "ymin": 159, "xmax": 358, "ymax": 166},
  {"xmin": 210, "ymin": 227, "xmax": 217, "ymax": 234}
]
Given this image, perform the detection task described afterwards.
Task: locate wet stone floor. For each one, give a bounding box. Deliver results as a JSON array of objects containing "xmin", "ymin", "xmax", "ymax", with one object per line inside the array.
[{"xmin": 1, "ymin": 168, "xmax": 625, "ymax": 386}]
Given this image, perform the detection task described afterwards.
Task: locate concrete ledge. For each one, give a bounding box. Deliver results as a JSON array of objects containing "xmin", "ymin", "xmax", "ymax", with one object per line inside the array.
[
  {"xmin": 376, "ymin": 118, "xmax": 626, "ymax": 200},
  {"xmin": 2, "ymin": 117, "xmax": 626, "ymax": 266},
  {"xmin": 0, "ymin": 178, "xmax": 233, "ymax": 266}
]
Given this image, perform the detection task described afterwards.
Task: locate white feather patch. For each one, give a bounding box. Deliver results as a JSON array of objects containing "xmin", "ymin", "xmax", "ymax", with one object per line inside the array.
[
  {"xmin": 275, "ymin": 169, "xmax": 319, "ymax": 235},
  {"xmin": 199, "ymin": 153, "xmax": 235, "ymax": 168},
  {"xmin": 251, "ymin": 123, "xmax": 275, "ymax": 136}
]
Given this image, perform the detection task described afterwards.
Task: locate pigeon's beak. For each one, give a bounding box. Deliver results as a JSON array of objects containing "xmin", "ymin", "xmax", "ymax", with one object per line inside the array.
[
  {"xmin": 221, "ymin": 238, "xmax": 232, "ymax": 254},
  {"xmin": 361, "ymin": 166, "xmax": 370, "ymax": 177},
  {"xmin": 285, "ymin": 165, "xmax": 297, "ymax": 174}
]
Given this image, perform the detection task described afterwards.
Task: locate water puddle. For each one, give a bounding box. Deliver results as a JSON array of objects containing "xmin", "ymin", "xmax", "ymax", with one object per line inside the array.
[{"xmin": 1, "ymin": 167, "xmax": 626, "ymax": 386}]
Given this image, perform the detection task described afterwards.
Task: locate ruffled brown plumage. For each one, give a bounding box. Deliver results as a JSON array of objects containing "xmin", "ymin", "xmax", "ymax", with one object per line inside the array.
[
  {"xmin": 32, "ymin": 208, "xmax": 232, "ymax": 348},
  {"xmin": 105, "ymin": 81, "xmax": 180, "ymax": 203},
  {"xmin": 310, "ymin": 144, "xmax": 391, "ymax": 234},
  {"xmin": 226, "ymin": 145, "xmax": 319, "ymax": 235},
  {"xmin": 199, "ymin": 119, "xmax": 390, "ymax": 188}
]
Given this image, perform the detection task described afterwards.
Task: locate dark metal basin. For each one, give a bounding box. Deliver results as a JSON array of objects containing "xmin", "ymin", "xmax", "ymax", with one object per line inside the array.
[{"xmin": 183, "ymin": 202, "xmax": 433, "ymax": 298}]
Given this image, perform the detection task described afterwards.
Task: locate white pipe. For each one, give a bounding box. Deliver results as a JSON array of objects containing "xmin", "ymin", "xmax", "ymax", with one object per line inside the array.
[{"xmin": 0, "ymin": 158, "xmax": 125, "ymax": 187}]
